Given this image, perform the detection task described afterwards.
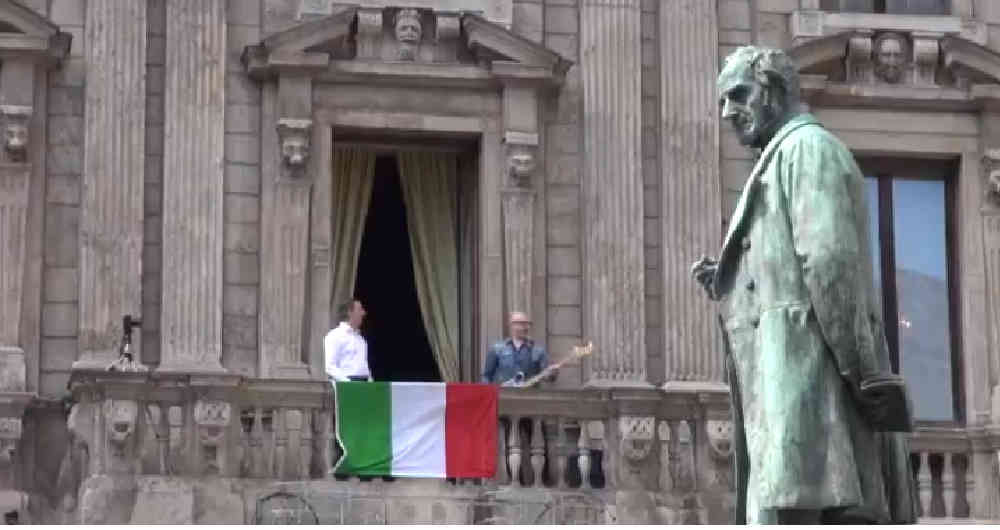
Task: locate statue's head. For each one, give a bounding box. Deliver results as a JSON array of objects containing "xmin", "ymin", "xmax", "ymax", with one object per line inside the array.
[
  {"xmin": 717, "ymin": 46, "xmax": 800, "ymax": 149},
  {"xmin": 874, "ymin": 32, "xmax": 908, "ymax": 83}
]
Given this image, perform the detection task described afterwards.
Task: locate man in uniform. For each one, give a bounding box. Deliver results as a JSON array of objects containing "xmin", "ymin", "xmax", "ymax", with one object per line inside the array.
[{"xmin": 692, "ymin": 46, "xmax": 917, "ymax": 524}]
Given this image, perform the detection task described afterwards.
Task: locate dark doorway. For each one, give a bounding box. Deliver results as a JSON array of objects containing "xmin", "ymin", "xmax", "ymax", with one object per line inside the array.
[{"xmin": 354, "ymin": 155, "xmax": 441, "ymax": 382}]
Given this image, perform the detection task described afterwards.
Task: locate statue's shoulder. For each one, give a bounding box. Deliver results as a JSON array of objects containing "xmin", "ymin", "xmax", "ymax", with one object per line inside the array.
[{"xmin": 779, "ymin": 119, "xmax": 851, "ymax": 161}]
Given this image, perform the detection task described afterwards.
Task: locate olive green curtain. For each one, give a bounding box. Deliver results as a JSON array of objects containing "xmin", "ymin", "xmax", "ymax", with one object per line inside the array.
[
  {"xmin": 397, "ymin": 151, "xmax": 460, "ymax": 382},
  {"xmin": 330, "ymin": 147, "xmax": 376, "ymax": 318}
]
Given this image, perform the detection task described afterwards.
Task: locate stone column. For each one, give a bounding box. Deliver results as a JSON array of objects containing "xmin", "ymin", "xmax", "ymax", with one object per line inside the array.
[
  {"xmin": 159, "ymin": 0, "xmax": 226, "ymax": 372},
  {"xmin": 659, "ymin": 0, "xmax": 724, "ymax": 385},
  {"xmin": 76, "ymin": 1, "xmax": 146, "ymax": 369},
  {"xmin": 580, "ymin": 0, "xmax": 646, "ymax": 385}
]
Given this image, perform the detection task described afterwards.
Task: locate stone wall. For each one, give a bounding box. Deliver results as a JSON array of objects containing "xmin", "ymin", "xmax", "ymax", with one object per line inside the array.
[
  {"xmin": 40, "ymin": 0, "xmax": 85, "ymax": 396},
  {"xmin": 224, "ymin": 0, "xmax": 264, "ymax": 377},
  {"xmin": 541, "ymin": 0, "xmax": 584, "ymax": 386}
]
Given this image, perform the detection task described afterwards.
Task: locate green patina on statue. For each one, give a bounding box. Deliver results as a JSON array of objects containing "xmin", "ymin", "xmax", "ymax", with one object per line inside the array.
[{"xmin": 693, "ymin": 46, "xmax": 919, "ymax": 524}]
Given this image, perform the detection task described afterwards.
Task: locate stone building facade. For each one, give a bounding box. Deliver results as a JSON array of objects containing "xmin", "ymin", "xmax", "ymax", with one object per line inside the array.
[{"xmin": 0, "ymin": 0, "xmax": 997, "ymax": 524}]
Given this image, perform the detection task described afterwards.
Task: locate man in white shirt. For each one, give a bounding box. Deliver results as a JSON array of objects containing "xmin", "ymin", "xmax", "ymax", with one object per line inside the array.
[{"xmin": 324, "ymin": 299, "xmax": 372, "ymax": 382}]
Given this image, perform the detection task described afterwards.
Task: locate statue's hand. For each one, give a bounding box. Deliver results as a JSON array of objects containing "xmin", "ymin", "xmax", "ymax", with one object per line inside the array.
[{"xmin": 691, "ymin": 256, "xmax": 719, "ymax": 300}]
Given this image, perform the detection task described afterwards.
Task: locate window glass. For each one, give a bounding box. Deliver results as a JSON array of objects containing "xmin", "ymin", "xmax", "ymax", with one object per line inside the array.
[
  {"xmin": 891, "ymin": 178, "xmax": 953, "ymax": 421},
  {"xmin": 885, "ymin": 0, "xmax": 949, "ymax": 14},
  {"xmin": 821, "ymin": 0, "xmax": 949, "ymax": 13}
]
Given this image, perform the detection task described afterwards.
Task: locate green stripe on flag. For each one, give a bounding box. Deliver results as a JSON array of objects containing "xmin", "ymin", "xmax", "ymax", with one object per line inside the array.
[{"xmin": 334, "ymin": 381, "xmax": 391, "ymax": 475}]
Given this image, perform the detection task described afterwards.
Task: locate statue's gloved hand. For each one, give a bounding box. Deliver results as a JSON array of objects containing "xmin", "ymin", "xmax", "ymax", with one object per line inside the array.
[{"xmin": 691, "ymin": 255, "xmax": 719, "ymax": 300}]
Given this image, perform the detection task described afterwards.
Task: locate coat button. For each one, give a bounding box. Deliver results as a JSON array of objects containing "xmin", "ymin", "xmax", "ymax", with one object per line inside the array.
[
  {"xmin": 746, "ymin": 279, "xmax": 755, "ymax": 291},
  {"xmin": 741, "ymin": 237, "xmax": 751, "ymax": 250},
  {"xmin": 751, "ymin": 317, "xmax": 760, "ymax": 328}
]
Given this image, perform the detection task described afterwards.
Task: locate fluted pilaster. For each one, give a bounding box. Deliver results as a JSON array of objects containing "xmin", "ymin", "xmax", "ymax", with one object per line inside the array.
[
  {"xmin": 580, "ymin": 0, "xmax": 646, "ymax": 385},
  {"xmin": 159, "ymin": 0, "xmax": 226, "ymax": 372},
  {"xmin": 660, "ymin": 0, "xmax": 723, "ymax": 383},
  {"xmin": 260, "ymin": 180, "xmax": 311, "ymax": 378},
  {"xmin": 502, "ymin": 188, "xmax": 534, "ymax": 315},
  {"xmin": 76, "ymin": 0, "xmax": 146, "ymax": 368},
  {"xmin": 0, "ymin": 166, "xmax": 29, "ymax": 376}
]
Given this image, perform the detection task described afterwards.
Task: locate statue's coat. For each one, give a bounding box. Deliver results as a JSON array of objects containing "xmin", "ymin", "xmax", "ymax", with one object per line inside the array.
[{"xmin": 714, "ymin": 113, "xmax": 918, "ymax": 523}]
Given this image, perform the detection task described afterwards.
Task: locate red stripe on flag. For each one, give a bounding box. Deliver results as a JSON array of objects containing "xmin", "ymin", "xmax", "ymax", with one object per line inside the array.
[{"xmin": 444, "ymin": 383, "xmax": 498, "ymax": 478}]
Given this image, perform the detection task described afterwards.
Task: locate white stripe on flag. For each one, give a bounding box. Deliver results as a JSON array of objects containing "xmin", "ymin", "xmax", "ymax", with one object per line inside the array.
[{"xmin": 390, "ymin": 382, "xmax": 447, "ymax": 477}]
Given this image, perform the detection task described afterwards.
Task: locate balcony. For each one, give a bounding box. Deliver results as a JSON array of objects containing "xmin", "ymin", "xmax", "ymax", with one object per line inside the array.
[{"xmin": 50, "ymin": 370, "xmax": 996, "ymax": 524}]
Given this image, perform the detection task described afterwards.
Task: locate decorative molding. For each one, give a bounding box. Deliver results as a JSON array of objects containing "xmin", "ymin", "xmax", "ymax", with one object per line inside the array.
[
  {"xmin": 104, "ymin": 399, "xmax": 138, "ymax": 458},
  {"xmin": 912, "ymin": 32, "xmax": 941, "ymax": 86},
  {"xmin": 0, "ymin": 105, "xmax": 31, "ymax": 163},
  {"xmin": 393, "ymin": 8, "xmax": 422, "ymax": 61},
  {"xmin": 356, "ymin": 7, "xmax": 383, "ymax": 60},
  {"xmin": 984, "ymin": 148, "xmax": 1000, "ymax": 207},
  {"xmin": 194, "ymin": 400, "xmax": 231, "ymax": 475},
  {"xmin": 618, "ymin": 416, "xmax": 654, "ymax": 463},
  {"xmin": 242, "ymin": 9, "xmax": 570, "ymax": 87},
  {"xmin": 0, "ymin": 417, "xmax": 21, "ymax": 468},
  {"xmin": 847, "ymin": 32, "xmax": 874, "ymax": 84},
  {"xmin": 791, "ymin": 10, "xmax": 986, "ymax": 46}
]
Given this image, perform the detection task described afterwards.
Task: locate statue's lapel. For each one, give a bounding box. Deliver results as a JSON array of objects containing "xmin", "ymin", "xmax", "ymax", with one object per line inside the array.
[{"xmin": 714, "ymin": 115, "xmax": 819, "ymax": 290}]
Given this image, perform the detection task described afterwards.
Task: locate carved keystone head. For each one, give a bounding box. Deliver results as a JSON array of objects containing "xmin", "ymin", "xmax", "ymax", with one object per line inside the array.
[
  {"xmin": 984, "ymin": 148, "xmax": 1000, "ymax": 206},
  {"xmin": 194, "ymin": 400, "xmax": 232, "ymax": 445},
  {"xmin": 0, "ymin": 418, "xmax": 21, "ymax": 467},
  {"xmin": 705, "ymin": 419, "xmax": 734, "ymax": 459},
  {"xmin": 104, "ymin": 400, "xmax": 138, "ymax": 450},
  {"xmin": 0, "ymin": 106, "xmax": 31, "ymax": 162},
  {"xmin": 394, "ymin": 9, "xmax": 422, "ymax": 60},
  {"xmin": 506, "ymin": 144, "xmax": 537, "ymax": 185},
  {"xmin": 277, "ymin": 118, "xmax": 312, "ymax": 172},
  {"xmin": 619, "ymin": 416, "xmax": 655, "ymax": 463},
  {"xmin": 874, "ymin": 32, "xmax": 909, "ymax": 84}
]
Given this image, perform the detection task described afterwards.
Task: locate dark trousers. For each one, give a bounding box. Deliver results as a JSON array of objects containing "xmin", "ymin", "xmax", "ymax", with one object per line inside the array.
[{"xmin": 347, "ymin": 375, "xmax": 368, "ymax": 381}]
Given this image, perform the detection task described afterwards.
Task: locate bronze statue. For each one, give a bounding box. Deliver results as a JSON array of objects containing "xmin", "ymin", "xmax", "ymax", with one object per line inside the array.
[{"xmin": 693, "ymin": 46, "xmax": 918, "ymax": 524}]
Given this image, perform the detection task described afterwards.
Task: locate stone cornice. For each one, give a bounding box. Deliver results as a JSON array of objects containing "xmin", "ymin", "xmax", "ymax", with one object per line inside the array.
[
  {"xmin": 0, "ymin": 0, "xmax": 69, "ymax": 67},
  {"xmin": 241, "ymin": 9, "xmax": 571, "ymax": 88}
]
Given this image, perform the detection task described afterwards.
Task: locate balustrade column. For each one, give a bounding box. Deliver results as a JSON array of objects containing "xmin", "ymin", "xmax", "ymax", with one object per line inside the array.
[
  {"xmin": 580, "ymin": 0, "xmax": 646, "ymax": 385},
  {"xmin": 158, "ymin": 0, "xmax": 226, "ymax": 372},
  {"xmin": 76, "ymin": 0, "xmax": 146, "ymax": 369},
  {"xmin": 659, "ymin": 0, "xmax": 723, "ymax": 383}
]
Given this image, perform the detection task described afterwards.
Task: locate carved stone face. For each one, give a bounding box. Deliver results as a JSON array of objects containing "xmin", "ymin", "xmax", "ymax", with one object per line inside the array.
[
  {"xmin": 507, "ymin": 146, "xmax": 537, "ymax": 182},
  {"xmin": 395, "ymin": 9, "xmax": 422, "ymax": 61},
  {"xmin": 4, "ymin": 122, "xmax": 27, "ymax": 161},
  {"xmin": 105, "ymin": 400, "xmax": 137, "ymax": 450},
  {"xmin": 875, "ymin": 34, "xmax": 907, "ymax": 84},
  {"xmin": 395, "ymin": 9, "xmax": 422, "ymax": 44},
  {"xmin": 705, "ymin": 419, "xmax": 734, "ymax": 458},
  {"xmin": 281, "ymin": 134, "xmax": 309, "ymax": 168}
]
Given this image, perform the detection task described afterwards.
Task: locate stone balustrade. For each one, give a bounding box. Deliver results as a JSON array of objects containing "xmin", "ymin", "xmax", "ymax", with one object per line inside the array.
[
  {"xmin": 60, "ymin": 372, "xmax": 736, "ymax": 523},
  {"xmin": 55, "ymin": 371, "xmax": 1000, "ymax": 523},
  {"xmin": 910, "ymin": 427, "xmax": 974, "ymax": 522}
]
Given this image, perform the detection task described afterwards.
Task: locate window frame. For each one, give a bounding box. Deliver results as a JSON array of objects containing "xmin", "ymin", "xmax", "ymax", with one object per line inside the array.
[
  {"xmin": 820, "ymin": 0, "xmax": 952, "ymax": 15},
  {"xmin": 860, "ymin": 157, "xmax": 964, "ymax": 426}
]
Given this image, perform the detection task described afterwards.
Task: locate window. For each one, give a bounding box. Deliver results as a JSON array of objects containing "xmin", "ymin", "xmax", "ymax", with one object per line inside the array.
[
  {"xmin": 820, "ymin": 0, "xmax": 950, "ymax": 14},
  {"xmin": 862, "ymin": 159, "xmax": 961, "ymax": 423}
]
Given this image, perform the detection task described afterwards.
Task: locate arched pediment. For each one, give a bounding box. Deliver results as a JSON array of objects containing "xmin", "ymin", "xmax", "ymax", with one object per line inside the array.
[
  {"xmin": 241, "ymin": 5, "xmax": 572, "ymax": 89},
  {"xmin": 0, "ymin": 0, "xmax": 69, "ymax": 65}
]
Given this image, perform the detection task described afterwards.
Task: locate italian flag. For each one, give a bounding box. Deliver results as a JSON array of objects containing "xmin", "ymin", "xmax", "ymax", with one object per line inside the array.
[{"xmin": 333, "ymin": 382, "xmax": 498, "ymax": 478}]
